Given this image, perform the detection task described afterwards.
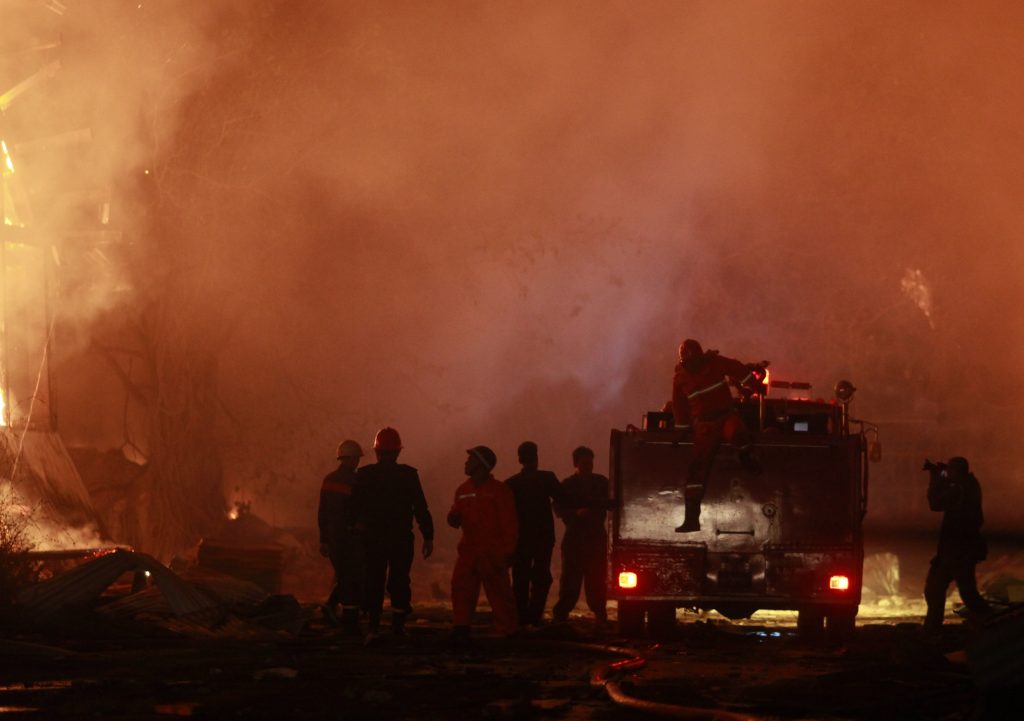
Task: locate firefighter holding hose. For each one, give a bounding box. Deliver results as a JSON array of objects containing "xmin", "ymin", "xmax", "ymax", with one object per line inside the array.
[{"xmin": 671, "ymin": 339, "xmax": 766, "ymax": 533}]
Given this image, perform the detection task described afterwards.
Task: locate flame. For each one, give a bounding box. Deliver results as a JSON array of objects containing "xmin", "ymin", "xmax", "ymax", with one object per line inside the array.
[
  {"xmin": 2, "ymin": 138, "xmax": 16, "ymax": 226},
  {"xmin": 762, "ymin": 367, "xmax": 770, "ymax": 393},
  {"xmin": 1, "ymin": 140, "xmax": 13, "ymax": 174},
  {"xmin": 0, "ymin": 481, "xmax": 107, "ymax": 550},
  {"xmin": 226, "ymin": 495, "xmax": 250, "ymax": 520}
]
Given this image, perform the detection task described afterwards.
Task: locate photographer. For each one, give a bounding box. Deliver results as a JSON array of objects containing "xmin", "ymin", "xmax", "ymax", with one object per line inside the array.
[{"xmin": 923, "ymin": 456, "xmax": 992, "ymax": 631}]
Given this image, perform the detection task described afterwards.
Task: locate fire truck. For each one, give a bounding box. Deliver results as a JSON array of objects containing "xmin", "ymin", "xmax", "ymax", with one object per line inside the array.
[{"xmin": 609, "ymin": 376, "xmax": 877, "ymax": 638}]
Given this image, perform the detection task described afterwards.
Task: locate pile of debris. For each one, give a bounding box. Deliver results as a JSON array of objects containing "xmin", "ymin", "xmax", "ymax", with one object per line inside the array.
[{"xmin": 14, "ymin": 549, "xmax": 312, "ymax": 639}]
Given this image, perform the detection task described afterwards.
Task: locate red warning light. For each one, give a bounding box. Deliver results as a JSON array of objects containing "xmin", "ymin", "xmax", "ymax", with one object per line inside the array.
[
  {"xmin": 618, "ymin": 571, "xmax": 638, "ymax": 589},
  {"xmin": 829, "ymin": 575, "xmax": 850, "ymax": 591}
]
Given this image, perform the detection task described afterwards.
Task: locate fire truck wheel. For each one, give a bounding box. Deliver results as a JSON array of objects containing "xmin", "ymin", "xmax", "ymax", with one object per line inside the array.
[
  {"xmin": 617, "ymin": 601, "xmax": 645, "ymax": 637},
  {"xmin": 825, "ymin": 606, "xmax": 856, "ymax": 643},
  {"xmin": 647, "ymin": 603, "xmax": 677, "ymax": 638},
  {"xmin": 796, "ymin": 608, "xmax": 825, "ymax": 638}
]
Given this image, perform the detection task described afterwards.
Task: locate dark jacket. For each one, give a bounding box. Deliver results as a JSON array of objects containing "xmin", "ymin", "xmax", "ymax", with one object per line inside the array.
[
  {"xmin": 318, "ymin": 465, "xmax": 359, "ymax": 546},
  {"xmin": 504, "ymin": 468, "xmax": 561, "ymax": 547},
  {"xmin": 353, "ymin": 462, "xmax": 434, "ymax": 542},
  {"xmin": 556, "ymin": 472, "xmax": 611, "ymax": 540},
  {"xmin": 929, "ymin": 470, "xmax": 986, "ymax": 561}
]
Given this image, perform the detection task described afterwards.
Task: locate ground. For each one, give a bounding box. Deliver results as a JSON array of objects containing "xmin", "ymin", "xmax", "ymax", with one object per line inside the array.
[
  {"xmin": 0, "ymin": 601, "xmax": 1011, "ymax": 721},
  {"xmin": 1, "ymin": 535, "xmax": 1019, "ymax": 719}
]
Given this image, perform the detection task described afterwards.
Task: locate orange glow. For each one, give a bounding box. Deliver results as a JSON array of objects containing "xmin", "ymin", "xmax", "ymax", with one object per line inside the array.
[
  {"xmin": 618, "ymin": 571, "xmax": 638, "ymax": 589},
  {"xmin": 829, "ymin": 575, "xmax": 850, "ymax": 591},
  {"xmin": 761, "ymin": 367, "xmax": 770, "ymax": 394},
  {"xmin": 227, "ymin": 507, "xmax": 239, "ymax": 520}
]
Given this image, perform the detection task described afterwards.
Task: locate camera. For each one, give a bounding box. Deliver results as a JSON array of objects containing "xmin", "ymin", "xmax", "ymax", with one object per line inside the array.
[{"xmin": 922, "ymin": 459, "xmax": 949, "ymax": 478}]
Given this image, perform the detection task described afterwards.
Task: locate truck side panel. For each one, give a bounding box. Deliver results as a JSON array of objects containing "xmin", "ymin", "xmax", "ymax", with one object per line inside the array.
[{"xmin": 616, "ymin": 434, "xmax": 860, "ymax": 547}]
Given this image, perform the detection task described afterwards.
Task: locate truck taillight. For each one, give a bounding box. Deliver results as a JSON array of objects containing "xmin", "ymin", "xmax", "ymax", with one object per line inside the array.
[
  {"xmin": 829, "ymin": 575, "xmax": 850, "ymax": 591},
  {"xmin": 618, "ymin": 571, "xmax": 638, "ymax": 589}
]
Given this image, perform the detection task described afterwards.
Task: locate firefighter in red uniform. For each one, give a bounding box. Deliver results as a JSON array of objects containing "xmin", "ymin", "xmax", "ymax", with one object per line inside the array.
[
  {"xmin": 672, "ymin": 339, "xmax": 764, "ymax": 533},
  {"xmin": 318, "ymin": 439, "xmax": 365, "ymax": 633},
  {"xmin": 353, "ymin": 427, "xmax": 434, "ymax": 641},
  {"xmin": 552, "ymin": 446, "xmax": 612, "ymax": 627},
  {"xmin": 447, "ymin": 446, "xmax": 518, "ymax": 641}
]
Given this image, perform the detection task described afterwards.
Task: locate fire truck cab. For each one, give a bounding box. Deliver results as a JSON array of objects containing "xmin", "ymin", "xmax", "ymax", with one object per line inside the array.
[{"xmin": 609, "ymin": 380, "xmax": 873, "ymax": 638}]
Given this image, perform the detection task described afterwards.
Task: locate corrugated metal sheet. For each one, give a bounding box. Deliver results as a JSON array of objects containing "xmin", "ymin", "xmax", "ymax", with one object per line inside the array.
[{"xmin": 17, "ymin": 549, "xmax": 218, "ymax": 619}]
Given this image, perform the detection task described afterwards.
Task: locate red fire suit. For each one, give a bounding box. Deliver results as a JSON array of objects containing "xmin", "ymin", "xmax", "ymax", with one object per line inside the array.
[
  {"xmin": 318, "ymin": 464, "xmax": 363, "ymax": 617},
  {"xmin": 672, "ymin": 352, "xmax": 758, "ymax": 506},
  {"xmin": 449, "ymin": 475, "xmax": 518, "ymax": 635}
]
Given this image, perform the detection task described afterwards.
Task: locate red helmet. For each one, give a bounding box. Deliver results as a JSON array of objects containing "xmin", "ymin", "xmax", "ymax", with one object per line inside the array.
[{"xmin": 373, "ymin": 427, "xmax": 403, "ymax": 451}]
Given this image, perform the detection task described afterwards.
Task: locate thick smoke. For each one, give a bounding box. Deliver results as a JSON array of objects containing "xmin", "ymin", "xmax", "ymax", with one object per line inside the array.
[{"xmin": 6, "ymin": 1, "xmax": 1020, "ymax": 551}]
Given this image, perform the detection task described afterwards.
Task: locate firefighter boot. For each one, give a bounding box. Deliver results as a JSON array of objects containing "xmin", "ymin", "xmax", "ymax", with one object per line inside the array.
[
  {"xmin": 448, "ymin": 625, "xmax": 471, "ymax": 646},
  {"xmin": 675, "ymin": 500, "xmax": 701, "ymax": 533},
  {"xmin": 340, "ymin": 607, "xmax": 359, "ymax": 636},
  {"xmin": 364, "ymin": 614, "xmax": 381, "ymax": 645},
  {"xmin": 321, "ymin": 604, "xmax": 340, "ymax": 627},
  {"xmin": 391, "ymin": 610, "xmax": 408, "ymax": 637}
]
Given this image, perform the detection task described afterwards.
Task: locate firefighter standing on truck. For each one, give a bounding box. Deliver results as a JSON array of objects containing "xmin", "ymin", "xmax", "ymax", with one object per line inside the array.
[
  {"xmin": 353, "ymin": 427, "xmax": 434, "ymax": 641},
  {"xmin": 504, "ymin": 441, "xmax": 562, "ymax": 627},
  {"xmin": 923, "ymin": 456, "xmax": 992, "ymax": 631},
  {"xmin": 552, "ymin": 446, "xmax": 611, "ymax": 627},
  {"xmin": 447, "ymin": 445, "xmax": 518, "ymax": 641},
  {"xmin": 671, "ymin": 338, "xmax": 765, "ymax": 533},
  {"xmin": 318, "ymin": 439, "xmax": 364, "ymax": 633}
]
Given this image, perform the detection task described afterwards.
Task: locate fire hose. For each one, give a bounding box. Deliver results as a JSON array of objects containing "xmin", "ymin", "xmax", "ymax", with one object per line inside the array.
[
  {"xmin": 588, "ymin": 650, "xmax": 767, "ymax": 721},
  {"xmin": 506, "ymin": 637, "xmax": 771, "ymax": 721},
  {"xmin": 352, "ymin": 620, "xmax": 776, "ymax": 719}
]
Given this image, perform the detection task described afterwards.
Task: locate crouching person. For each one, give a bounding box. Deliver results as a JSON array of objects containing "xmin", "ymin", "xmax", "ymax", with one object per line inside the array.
[{"xmin": 447, "ymin": 446, "xmax": 518, "ymax": 641}]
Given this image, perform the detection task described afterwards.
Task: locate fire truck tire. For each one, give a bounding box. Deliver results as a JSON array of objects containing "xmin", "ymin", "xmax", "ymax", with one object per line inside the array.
[
  {"xmin": 825, "ymin": 606, "xmax": 856, "ymax": 643},
  {"xmin": 796, "ymin": 608, "xmax": 825, "ymax": 638},
  {"xmin": 646, "ymin": 603, "xmax": 677, "ymax": 638},
  {"xmin": 617, "ymin": 601, "xmax": 645, "ymax": 636}
]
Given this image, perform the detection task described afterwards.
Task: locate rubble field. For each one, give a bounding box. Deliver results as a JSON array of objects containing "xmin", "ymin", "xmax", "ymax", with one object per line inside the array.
[
  {"xmin": 1, "ymin": 602, "xmax": 1019, "ymax": 721},
  {"xmin": 1, "ymin": 544, "xmax": 1019, "ymax": 720}
]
